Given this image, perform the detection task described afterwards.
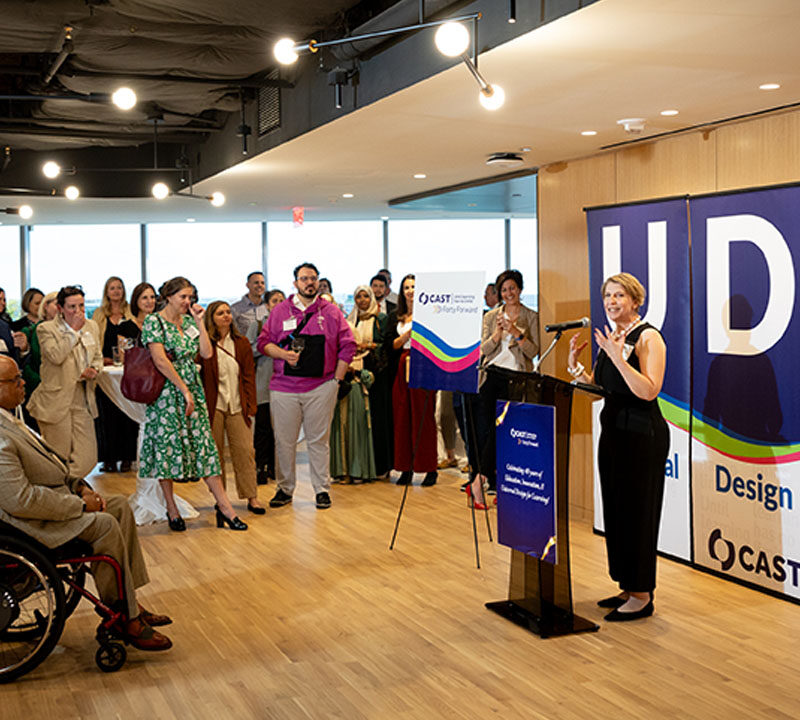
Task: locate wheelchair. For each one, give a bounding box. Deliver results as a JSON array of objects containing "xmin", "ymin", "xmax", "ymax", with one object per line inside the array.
[{"xmin": 1, "ymin": 520, "xmax": 132, "ymax": 682}]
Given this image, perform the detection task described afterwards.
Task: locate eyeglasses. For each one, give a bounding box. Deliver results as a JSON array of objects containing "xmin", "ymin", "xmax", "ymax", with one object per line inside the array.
[
  {"xmin": 297, "ymin": 276, "xmax": 318, "ymax": 283},
  {"xmin": 0, "ymin": 374, "xmax": 23, "ymax": 384}
]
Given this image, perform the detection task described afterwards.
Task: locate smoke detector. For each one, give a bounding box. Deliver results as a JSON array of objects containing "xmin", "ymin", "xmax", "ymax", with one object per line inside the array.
[
  {"xmin": 617, "ymin": 117, "xmax": 646, "ymax": 134},
  {"xmin": 486, "ymin": 152, "xmax": 524, "ymax": 167}
]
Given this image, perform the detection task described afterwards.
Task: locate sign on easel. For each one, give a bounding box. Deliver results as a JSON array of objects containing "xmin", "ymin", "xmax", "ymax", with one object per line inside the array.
[
  {"xmin": 496, "ymin": 400, "xmax": 557, "ymax": 564},
  {"xmin": 409, "ymin": 271, "xmax": 485, "ymax": 393}
]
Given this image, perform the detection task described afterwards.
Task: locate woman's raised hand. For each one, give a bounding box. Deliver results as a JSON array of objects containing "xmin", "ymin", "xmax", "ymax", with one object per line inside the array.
[
  {"xmin": 568, "ymin": 333, "xmax": 588, "ymax": 369},
  {"xmin": 593, "ymin": 325, "xmax": 625, "ymax": 363}
]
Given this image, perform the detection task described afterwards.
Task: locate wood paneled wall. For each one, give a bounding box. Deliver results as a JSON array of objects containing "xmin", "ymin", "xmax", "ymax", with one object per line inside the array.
[{"xmin": 538, "ymin": 107, "xmax": 800, "ymax": 521}]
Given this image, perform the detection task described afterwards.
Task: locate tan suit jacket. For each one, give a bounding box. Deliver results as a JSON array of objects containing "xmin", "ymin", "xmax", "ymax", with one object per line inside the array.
[
  {"xmin": 480, "ymin": 304, "xmax": 540, "ymax": 384},
  {"xmin": 0, "ymin": 410, "xmax": 91, "ymax": 548},
  {"xmin": 27, "ymin": 317, "xmax": 103, "ymax": 424}
]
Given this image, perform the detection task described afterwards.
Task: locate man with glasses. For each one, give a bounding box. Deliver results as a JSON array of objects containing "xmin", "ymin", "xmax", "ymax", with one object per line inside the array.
[
  {"xmin": 0, "ymin": 355, "xmax": 172, "ymax": 651},
  {"xmin": 257, "ymin": 263, "xmax": 355, "ymax": 510}
]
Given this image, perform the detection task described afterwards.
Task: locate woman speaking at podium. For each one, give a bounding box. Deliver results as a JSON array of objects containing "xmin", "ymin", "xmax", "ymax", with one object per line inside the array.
[{"xmin": 568, "ymin": 272, "xmax": 669, "ymax": 622}]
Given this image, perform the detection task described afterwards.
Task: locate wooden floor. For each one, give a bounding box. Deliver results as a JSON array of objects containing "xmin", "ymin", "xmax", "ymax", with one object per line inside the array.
[{"xmin": 2, "ymin": 456, "xmax": 798, "ymax": 720}]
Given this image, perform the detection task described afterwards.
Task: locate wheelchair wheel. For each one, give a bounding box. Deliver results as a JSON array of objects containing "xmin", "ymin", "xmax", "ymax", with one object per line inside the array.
[
  {"xmin": 0, "ymin": 536, "xmax": 66, "ymax": 683},
  {"xmin": 95, "ymin": 641, "xmax": 126, "ymax": 673},
  {"xmin": 59, "ymin": 562, "xmax": 87, "ymax": 619}
]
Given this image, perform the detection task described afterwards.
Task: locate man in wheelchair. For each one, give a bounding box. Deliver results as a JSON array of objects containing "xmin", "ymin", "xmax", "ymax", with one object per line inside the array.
[{"xmin": 0, "ymin": 355, "xmax": 172, "ymax": 652}]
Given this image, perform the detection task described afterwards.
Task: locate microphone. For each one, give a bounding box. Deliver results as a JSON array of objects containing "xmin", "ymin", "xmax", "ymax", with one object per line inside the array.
[{"xmin": 544, "ymin": 317, "xmax": 590, "ymax": 333}]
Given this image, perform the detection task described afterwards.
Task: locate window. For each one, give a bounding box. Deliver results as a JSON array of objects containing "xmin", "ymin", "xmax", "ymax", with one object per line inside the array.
[
  {"xmin": 267, "ymin": 221, "xmax": 383, "ymax": 309},
  {"xmin": 0, "ymin": 226, "xmax": 21, "ymax": 318},
  {"xmin": 29, "ymin": 224, "xmax": 141, "ymax": 317},
  {"xmin": 147, "ymin": 222, "xmax": 262, "ymax": 305},
  {"xmin": 388, "ymin": 219, "xmax": 505, "ymax": 294},
  {"xmin": 509, "ymin": 218, "xmax": 538, "ymax": 310}
]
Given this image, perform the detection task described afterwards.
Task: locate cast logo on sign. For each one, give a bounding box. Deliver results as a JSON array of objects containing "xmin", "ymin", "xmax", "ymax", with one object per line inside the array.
[
  {"xmin": 708, "ymin": 528, "xmax": 800, "ymax": 586},
  {"xmin": 417, "ymin": 292, "xmax": 452, "ymax": 305},
  {"xmin": 706, "ymin": 214, "xmax": 796, "ymax": 355},
  {"xmin": 510, "ymin": 427, "xmax": 538, "ymax": 447},
  {"xmin": 601, "ymin": 220, "xmax": 667, "ymax": 329}
]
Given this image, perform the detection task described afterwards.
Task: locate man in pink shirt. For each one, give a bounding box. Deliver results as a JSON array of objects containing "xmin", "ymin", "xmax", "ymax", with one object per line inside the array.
[{"xmin": 256, "ymin": 263, "xmax": 355, "ymax": 509}]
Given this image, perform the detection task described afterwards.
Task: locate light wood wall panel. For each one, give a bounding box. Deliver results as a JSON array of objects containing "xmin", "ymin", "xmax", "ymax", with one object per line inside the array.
[
  {"xmin": 716, "ymin": 110, "xmax": 800, "ymax": 190},
  {"xmin": 537, "ymin": 106, "xmax": 800, "ymax": 522},
  {"xmin": 615, "ymin": 130, "xmax": 717, "ymax": 201},
  {"xmin": 538, "ymin": 154, "xmax": 615, "ymax": 520}
]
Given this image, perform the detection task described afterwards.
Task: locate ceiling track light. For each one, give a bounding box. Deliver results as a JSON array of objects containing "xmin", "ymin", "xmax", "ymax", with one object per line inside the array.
[
  {"xmin": 173, "ymin": 190, "xmax": 226, "ymax": 207},
  {"xmin": 274, "ymin": 12, "xmax": 504, "ymax": 112},
  {"xmin": 274, "ymin": 12, "xmax": 481, "ymax": 64},
  {"xmin": 508, "ymin": 0, "xmax": 517, "ymax": 24},
  {"xmin": 2, "ymin": 205, "xmax": 33, "ymax": 219}
]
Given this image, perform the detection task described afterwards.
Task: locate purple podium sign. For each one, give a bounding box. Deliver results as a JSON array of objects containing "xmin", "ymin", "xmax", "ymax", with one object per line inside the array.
[{"xmin": 496, "ymin": 401, "xmax": 557, "ymax": 564}]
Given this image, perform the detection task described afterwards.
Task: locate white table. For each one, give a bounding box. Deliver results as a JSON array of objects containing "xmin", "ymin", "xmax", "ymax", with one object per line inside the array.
[{"xmin": 97, "ymin": 367, "xmax": 199, "ymax": 525}]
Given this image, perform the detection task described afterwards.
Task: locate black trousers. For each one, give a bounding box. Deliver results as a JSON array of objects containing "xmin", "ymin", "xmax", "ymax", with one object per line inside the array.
[
  {"xmin": 254, "ymin": 402, "xmax": 276, "ymax": 478},
  {"xmin": 95, "ymin": 387, "xmax": 138, "ymax": 465},
  {"xmin": 598, "ymin": 402, "xmax": 670, "ymax": 593}
]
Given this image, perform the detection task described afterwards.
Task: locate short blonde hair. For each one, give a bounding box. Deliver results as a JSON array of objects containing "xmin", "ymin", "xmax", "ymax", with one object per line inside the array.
[
  {"xmin": 601, "ymin": 272, "xmax": 646, "ymax": 308},
  {"xmin": 38, "ymin": 291, "xmax": 58, "ymax": 321}
]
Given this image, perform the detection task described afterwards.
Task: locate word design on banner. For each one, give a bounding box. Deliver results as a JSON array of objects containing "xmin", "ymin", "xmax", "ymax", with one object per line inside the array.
[
  {"xmin": 409, "ymin": 272, "xmax": 484, "ymax": 393},
  {"xmin": 495, "ymin": 401, "xmax": 557, "ymax": 564},
  {"xmin": 586, "ymin": 198, "xmax": 692, "ymax": 561},
  {"xmin": 690, "ymin": 185, "xmax": 800, "ymax": 599}
]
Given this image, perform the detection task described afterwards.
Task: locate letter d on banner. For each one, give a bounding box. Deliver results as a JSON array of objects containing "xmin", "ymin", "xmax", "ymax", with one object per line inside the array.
[{"xmin": 706, "ymin": 214, "xmax": 795, "ymax": 355}]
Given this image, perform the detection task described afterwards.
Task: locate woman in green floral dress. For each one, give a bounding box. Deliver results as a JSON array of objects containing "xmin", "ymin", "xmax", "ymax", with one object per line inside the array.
[{"xmin": 139, "ymin": 276, "xmax": 247, "ymax": 531}]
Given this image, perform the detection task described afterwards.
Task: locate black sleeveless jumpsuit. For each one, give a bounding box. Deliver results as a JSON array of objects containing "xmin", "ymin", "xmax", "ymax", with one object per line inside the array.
[{"xmin": 595, "ymin": 323, "xmax": 670, "ymax": 593}]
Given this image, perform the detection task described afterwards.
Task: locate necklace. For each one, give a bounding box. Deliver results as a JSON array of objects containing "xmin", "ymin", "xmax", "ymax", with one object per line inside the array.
[{"xmin": 612, "ymin": 315, "xmax": 641, "ymax": 340}]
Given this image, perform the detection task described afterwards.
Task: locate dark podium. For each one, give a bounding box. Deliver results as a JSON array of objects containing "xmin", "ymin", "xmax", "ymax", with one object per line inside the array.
[{"xmin": 484, "ymin": 366, "xmax": 601, "ymax": 638}]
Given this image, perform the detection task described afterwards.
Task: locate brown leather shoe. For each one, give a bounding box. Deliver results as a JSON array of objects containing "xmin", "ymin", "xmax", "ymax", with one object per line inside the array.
[
  {"xmin": 123, "ymin": 617, "xmax": 173, "ymax": 651},
  {"xmin": 138, "ymin": 604, "xmax": 173, "ymax": 627}
]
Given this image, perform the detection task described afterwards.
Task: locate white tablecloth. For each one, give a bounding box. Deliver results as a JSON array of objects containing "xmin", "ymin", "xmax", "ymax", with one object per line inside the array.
[{"xmin": 98, "ymin": 367, "xmax": 199, "ymax": 525}]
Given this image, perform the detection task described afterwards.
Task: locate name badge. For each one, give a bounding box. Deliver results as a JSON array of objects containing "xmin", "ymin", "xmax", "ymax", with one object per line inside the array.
[
  {"xmin": 622, "ymin": 343, "xmax": 634, "ymax": 361},
  {"xmin": 0, "ymin": 339, "xmax": 7, "ymax": 352},
  {"xmin": 283, "ymin": 317, "xmax": 297, "ymax": 331},
  {"xmin": 185, "ymin": 324, "xmax": 200, "ymax": 339}
]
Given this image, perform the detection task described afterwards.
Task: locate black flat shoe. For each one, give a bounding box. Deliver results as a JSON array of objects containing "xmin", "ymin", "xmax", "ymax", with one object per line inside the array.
[
  {"xmin": 396, "ymin": 471, "xmax": 412, "ymax": 485},
  {"xmin": 604, "ymin": 601, "xmax": 654, "ymax": 622},
  {"xmin": 215, "ymin": 508, "xmax": 248, "ymax": 530},
  {"xmin": 247, "ymin": 502, "xmax": 266, "ymax": 515},
  {"xmin": 100, "ymin": 463, "xmax": 117, "ymax": 473},
  {"xmin": 421, "ymin": 471, "xmax": 438, "ymax": 487},
  {"xmin": 166, "ymin": 513, "xmax": 186, "ymax": 532},
  {"xmin": 597, "ymin": 595, "xmax": 627, "ymax": 609}
]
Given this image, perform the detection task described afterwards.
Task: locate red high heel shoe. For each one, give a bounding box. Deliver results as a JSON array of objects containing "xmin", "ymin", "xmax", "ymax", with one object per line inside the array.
[{"xmin": 465, "ymin": 482, "xmax": 487, "ymax": 510}]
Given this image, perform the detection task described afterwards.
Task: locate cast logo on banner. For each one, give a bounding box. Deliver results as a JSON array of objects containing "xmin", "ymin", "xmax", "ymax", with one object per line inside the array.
[
  {"xmin": 409, "ymin": 272, "xmax": 484, "ymax": 393},
  {"xmin": 707, "ymin": 528, "xmax": 800, "ymax": 588}
]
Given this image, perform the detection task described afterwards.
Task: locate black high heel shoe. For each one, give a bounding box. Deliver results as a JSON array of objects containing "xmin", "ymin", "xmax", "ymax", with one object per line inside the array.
[
  {"xmin": 215, "ymin": 507, "xmax": 248, "ymax": 530},
  {"xmin": 166, "ymin": 512, "xmax": 186, "ymax": 532},
  {"xmin": 247, "ymin": 502, "xmax": 266, "ymax": 515}
]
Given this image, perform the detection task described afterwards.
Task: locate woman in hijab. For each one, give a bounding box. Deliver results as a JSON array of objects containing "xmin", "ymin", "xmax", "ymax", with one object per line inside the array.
[{"xmin": 329, "ymin": 285, "xmax": 387, "ymax": 483}]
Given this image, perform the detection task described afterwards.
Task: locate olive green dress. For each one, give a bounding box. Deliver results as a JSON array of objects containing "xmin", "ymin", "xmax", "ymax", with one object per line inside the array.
[{"xmin": 138, "ymin": 314, "xmax": 221, "ymax": 479}]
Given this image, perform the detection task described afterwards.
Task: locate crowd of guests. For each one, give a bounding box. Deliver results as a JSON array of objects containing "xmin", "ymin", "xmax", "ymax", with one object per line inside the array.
[
  {"xmin": 2, "ymin": 265, "xmax": 670, "ymax": 625},
  {"xmin": 0, "ymin": 265, "xmax": 537, "ymax": 526}
]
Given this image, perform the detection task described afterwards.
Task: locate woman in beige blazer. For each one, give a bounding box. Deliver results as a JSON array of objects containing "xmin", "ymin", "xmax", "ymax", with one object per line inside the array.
[
  {"xmin": 27, "ymin": 285, "xmax": 103, "ymax": 479},
  {"xmin": 467, "ymin": 269, "xmax": 539, "ymax": 507}
]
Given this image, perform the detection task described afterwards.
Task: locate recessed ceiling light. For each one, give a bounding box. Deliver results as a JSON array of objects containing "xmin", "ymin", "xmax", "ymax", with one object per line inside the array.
[
  {"xmin": 186, "ymin": 217, "xmax": 196, "ymax": 222},
  {"xmin": 342, "ymin": 193, "xmax": 354, "ymax": 198},
  {"xmin": 413, "ymin": 173, "xmax": 427, "ymax": 179},
  {"xmin": 581, "ymin": 130, "xmax": 597, "ymax": 136},
  {"xmin": 759, "ymin": 83, "xmax": 780, "ymax": 90},
  {"xmin": 380, "ymin": 216, "xmax": 389, "ymax": 220},
  {"xmin": 660, "ymin": 109, "xmax": 679, "ymax": 116}
]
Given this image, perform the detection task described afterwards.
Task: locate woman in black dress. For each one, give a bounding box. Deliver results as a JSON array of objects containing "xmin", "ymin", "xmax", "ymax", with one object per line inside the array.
[
  {"xmin": 92, "ymin": 276, "xmax": 139, "ymax": 472},
  {"xmin": 568, "ymin": 272, "xmax": 669, "ymax": 622}
]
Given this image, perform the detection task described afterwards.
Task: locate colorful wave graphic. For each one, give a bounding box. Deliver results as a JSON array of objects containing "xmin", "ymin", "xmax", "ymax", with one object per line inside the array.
[
  {"xmin": 691, "ymin": 410, "xmax": 800, "ymax": 466},
  {"xmin": 410, "ymin": 323, "xmax": 480, "ymax": 373}
]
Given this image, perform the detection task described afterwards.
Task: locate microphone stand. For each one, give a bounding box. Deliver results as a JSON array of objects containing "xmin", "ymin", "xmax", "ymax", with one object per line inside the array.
[{"xmin": 533, "ymin": 330, "xmax": 562, "ymax": 374}]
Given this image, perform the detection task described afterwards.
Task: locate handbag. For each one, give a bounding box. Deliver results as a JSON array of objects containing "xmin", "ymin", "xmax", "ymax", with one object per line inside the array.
[{"xmin": 121, "ymin": 316, "xmax": 170, "ymax": 404}]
